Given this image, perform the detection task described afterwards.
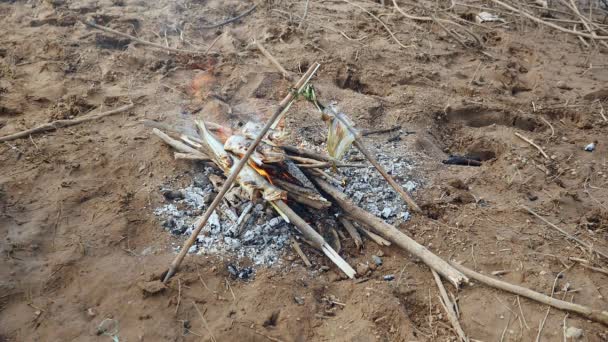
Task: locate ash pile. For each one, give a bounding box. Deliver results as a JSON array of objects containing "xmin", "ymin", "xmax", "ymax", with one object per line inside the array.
[{"xmin": 154, "ymin": 167, "xmax": 292, "ymax": 267}]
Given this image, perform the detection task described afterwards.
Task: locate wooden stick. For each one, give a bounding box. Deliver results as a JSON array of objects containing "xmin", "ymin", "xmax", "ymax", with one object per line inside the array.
[
  {"xmin": 358, "ymin": 225, "xmax": 392, "ymax": 246},
  {"xmin": 81, "ymin": 21, "xmax": 206, "ymax": 54},
  {"xmin": 298, "ymin": 0, "xmax": 311, "ymax": 29},
  {"xmin": 449, "ymin": 262, "xmax": 608, "ymax": 326},
  {"xmin": 199, "ymin": 4, "xmax": 257, "ymax": 29},
  {"xmin": 339, "ymin": 217, "xmax": 363, "ymax": 250},
  {"xmin": 162, "ymin": 63, "xmax": 321, "ymax": 283},
  {"xmin": 521, "ymin": 205, "xmax": 608, "ymax": 260},
  {"xmin": 431, "ymin": 270, "xmax": 469, "ymax": 342},
  {"xmin": 254, "ymin": 40, "xmax": 292, "ymax": 81},
  {"xmin": 361, "ymin": 125, "xmax": 401, "ymax": 136},
  {"xmin": 296, "ymin": 162, "xmax": 366, "ymax": 169},
  {"xmin": 514, "ymin": 132, "xmax": 550, "ymax": 159},
  {"xmin": 174, "ymin": 152, "xmax": 211, "ymax": 161},
  {"xmin": 0, "ymin": 103, "xmax": 134, "ymax": 142},
  {"xmin": 291, "ymin": 237, "xmax": 312, "ymax": 267},
  {"xmin": 273, "ymin": 200, "xmax": 356, "ymax": 278},
  {"xmin": 488, "ymin": 0, "xmax": 608, "ymax": 40},
  {"xmin": 342, "ymin": 0, "xmax": 413, "ymax": 48},
  {"xmin": 576, "ymin": 262, "xmax": 608, "ymax": 276},
  {"xmin": 314, "ymin": 177, "xmax": 467, "ymax": 287},
  {"xmin": 153, "ymin": 129, "xmax": 206, "ymax": 155},
  {"xmin": 283, "ymin": 146, "xmax": 335, "ymax": 162}
]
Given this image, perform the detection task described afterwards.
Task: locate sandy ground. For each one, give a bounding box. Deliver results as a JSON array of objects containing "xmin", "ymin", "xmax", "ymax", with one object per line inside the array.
[{"xmin": 1, "ymin": 0, "xmax": 608, "ymax": 341}]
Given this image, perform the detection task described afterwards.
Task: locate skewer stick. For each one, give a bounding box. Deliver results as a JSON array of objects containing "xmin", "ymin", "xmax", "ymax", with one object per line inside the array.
[{"xmin": 162, "ymin": 63, "xmax": 321, "ymax": 283}]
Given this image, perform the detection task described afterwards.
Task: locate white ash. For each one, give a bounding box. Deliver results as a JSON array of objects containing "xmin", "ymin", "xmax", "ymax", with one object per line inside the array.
[
  {"xmin": 153, "ymin": 167, "xmax": 291, "ymax": 266},
  {"xmin": 296, "ymin": 140, "xmax": 420, "ymax": 224}
]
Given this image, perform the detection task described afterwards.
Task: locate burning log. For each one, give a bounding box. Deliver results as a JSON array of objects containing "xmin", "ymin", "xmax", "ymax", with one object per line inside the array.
[{"xmin": 312, "ymin": 177, "xmax": 468, "ymax": 287}]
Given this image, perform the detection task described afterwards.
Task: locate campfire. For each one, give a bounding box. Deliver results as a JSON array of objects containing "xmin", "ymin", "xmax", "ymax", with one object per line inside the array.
[{"xmin": 151, "ymin": 64, "xmax": 468, "ymax": 288}]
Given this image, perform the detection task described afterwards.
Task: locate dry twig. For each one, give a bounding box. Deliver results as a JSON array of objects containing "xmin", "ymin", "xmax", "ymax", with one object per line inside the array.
[
  {"xmin": 432, "ymin": 270, "xmax": 469, "ymax": 341},
  {"xmin": 522, "ymin": 205, "xmax": 608, "ymax": 260},
  {"xmin": 450, "ymin": 262, "xmax": 608, "ymax": 326},
  {"xmin": 514, "ymin": 132, "xmax": 550, "ymax": 159},
  {"xmin": 192, "ymin": 301, "xmax": 217, "ymax": 342},
  {"xmin": 343, "ymin": 0, "xmax": 413, "ymax": 48},
  {"xmin": 200, "ymin": 4, "xmax": 257, "ymax": 29},
  {"xmin": 0, "ymin": 103, "xmax": 134, "ymax": 142},
  {"xmin": 488, "ymin": 0, "xmax": 608, "ymax": 40},
  {"xmin": 82, "ymin": 21, "xmax": 206, "ymax": 54}
]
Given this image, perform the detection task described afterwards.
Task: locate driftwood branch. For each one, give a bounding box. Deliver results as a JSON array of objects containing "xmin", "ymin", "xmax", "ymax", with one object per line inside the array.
[
  {"xmin": 82, "ymin": 21, "xmax": 206, "ymax": 54},
  {"xmin": 313, "ymin": 177, "xmax": 468, "ymax": 287},
  {"xmin": 163, "ymin": 63, "xmax": 321, "ymax": 283},
  {"xmin": 450, "ymin": 262, "xmax": 608, "ymax": 326},
  {"xmin": 0, "ymin": 103, "xmax": 134, "ymax": 142}
]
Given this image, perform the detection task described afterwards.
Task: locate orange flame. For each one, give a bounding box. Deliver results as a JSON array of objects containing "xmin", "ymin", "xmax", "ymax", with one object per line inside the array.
[{"xmin": 250, "ymin": 161, "xmax": 274, "ymax": 185}]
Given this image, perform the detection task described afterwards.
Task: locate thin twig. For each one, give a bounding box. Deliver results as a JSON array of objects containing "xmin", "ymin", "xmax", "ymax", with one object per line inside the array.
[
  {"xmin": 521, "ymin": 205, "xmax": 608, "ymax": 260},
  {"xmin": 361, "ymin": 125, "xmax": 402, "ymax": 136},
  {"xmin": 517, "ymin": 296, "xmax": 531, "ymax": 330},
  {"xmin": 291, "ymin": 237, "xmax": 312, "ymax": 267},
  {"xmin": 200, "ymin": 5, "xmax": 257, "ymax": 29},
  {"xmin": 431, "ymin": 270, "xmax": 469, "ymax": 342},
  {"xmin": 540, "ymin": 117, "xmax": 555, "ymax": 137},
  {"xmin": 343, "ymin": 0, "xmax": 413, "ymax": 48},
  {"xmin": 597, "ymin": 100, "xmax": 607, "ymax": 122},
  {"xmin": 82, "ymin": 21, "xmax": 206, "ymax": 54},
  {"xmin": 192, "ymin": 301, "xmax": 217, "ymax": 342},
  {"xmin": 0, "ymin": 103, "xmax": 134, "ymax": 142},
  {"xmin": 299, "ymin": 0, "xmax": 311, "ymax": 29},
  {"xmin": 254, "ymin": 40, "xmax": 292, "ymax": 81},
  {"xmin": 514, "ymin": 132, "xmax": 550, "ymax": 159},
  {"xmin": 450, "ymin": 262, "xmax": 608, "ymax": 326},
  {"xmin": 175, "ymin": 278, "xmax": 182, "ymax": 315},
  {"xmin": 488, "ymin": 0, "xmax": 608, "ymax": 40}
]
